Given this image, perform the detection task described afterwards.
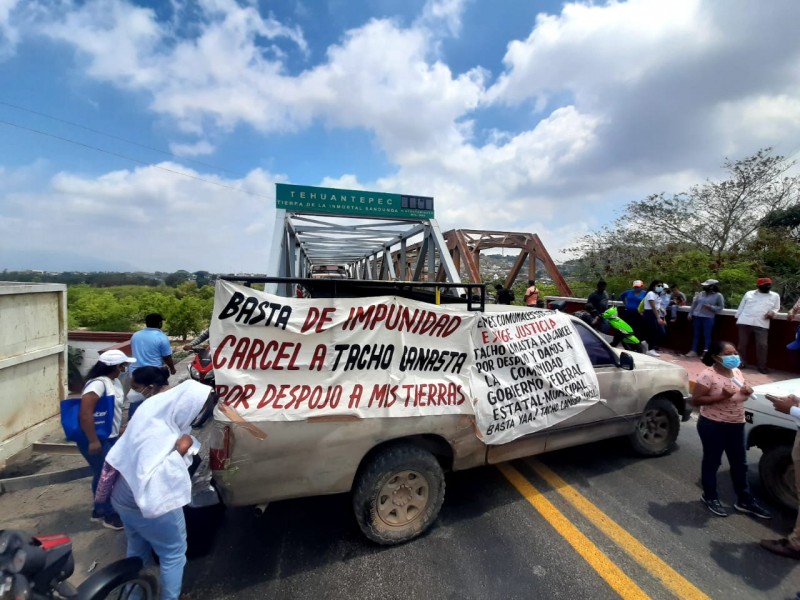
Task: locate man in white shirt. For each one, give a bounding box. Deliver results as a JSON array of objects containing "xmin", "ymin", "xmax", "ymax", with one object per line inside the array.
[
  {"xmin": 761, "ymin": 393, "xmax": 800, "ymax": 559},
  {"xmin": 735, "ymin": 277, "xmax": 781, "ymax": 374}
]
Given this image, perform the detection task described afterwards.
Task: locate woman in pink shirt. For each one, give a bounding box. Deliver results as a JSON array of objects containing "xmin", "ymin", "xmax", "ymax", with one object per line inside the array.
[{"xmin": 691, "ymin": 340, "xmax": 772, "ymax": 518}]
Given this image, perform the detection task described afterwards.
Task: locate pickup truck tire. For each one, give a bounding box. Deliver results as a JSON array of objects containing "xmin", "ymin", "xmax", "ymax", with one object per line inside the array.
[
  {"xmin": 628, "ymin": 396, "xmax": 679, "ymax": 457},
  {"xmin": 352, "ymin": 444, "xmax": 445, "ymax": 545},
  {"xmin": 759, "ymin": 444, "xmax": 796, "ymax": 510}
]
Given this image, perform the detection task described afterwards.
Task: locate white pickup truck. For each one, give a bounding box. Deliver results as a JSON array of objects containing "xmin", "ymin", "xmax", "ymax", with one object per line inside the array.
[
  {"xmin": 208, "ymin": 280, "xmax": 692, "ymax": 545},
  {"xmin": 744, "ymin": 378, "xmax": 800, "ymax": 509}
]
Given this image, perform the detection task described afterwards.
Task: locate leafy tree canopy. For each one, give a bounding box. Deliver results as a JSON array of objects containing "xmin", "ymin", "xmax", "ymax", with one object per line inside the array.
[{"xmin": 567, "ymin": 148, "xmax": 800, "ymax": 307}]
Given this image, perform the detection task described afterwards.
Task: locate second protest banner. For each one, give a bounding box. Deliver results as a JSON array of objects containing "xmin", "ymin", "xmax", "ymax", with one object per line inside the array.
[{"xmin": 469, "ymin": 308, "xmax": 601, "ymax": 444}]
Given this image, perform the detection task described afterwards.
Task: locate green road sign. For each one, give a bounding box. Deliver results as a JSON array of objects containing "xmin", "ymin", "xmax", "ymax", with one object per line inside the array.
[{"xmin": 276, "ymin": 183, "xmax": 434, "ymax": 219}]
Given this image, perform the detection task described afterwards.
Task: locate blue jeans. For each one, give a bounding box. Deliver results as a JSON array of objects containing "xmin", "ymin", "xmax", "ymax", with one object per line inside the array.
[
  {"xmin": 697, "ymin": 416, "xmax": 752, "ymax": 504},
  {"xmin": 111, "ymin": 503, "xmax": 187, "ymax": 600},
  {"xmin": 76, "ymin": 437, "xmax": 118, "ymax": 518},
  {"xmin": 691, "ymin": 316, "xmax": 714, "ymax": 353}
]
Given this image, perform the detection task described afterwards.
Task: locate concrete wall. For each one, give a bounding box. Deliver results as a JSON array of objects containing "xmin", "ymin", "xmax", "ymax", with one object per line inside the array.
[
  {"xmin": 68, "ymin": 332, "xmax": 133, "ymax": 379},
  {"xmin": 0, "ymin": 282, "xmax": 68, "ymax": 467}
]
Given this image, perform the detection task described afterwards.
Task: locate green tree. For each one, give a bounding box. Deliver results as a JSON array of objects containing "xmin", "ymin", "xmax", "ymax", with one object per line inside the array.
[
  {"xmin": 165, "ymin": 296, "xmax": 209, "ymax": 340},
  {"xmin": 621, "ymin": 148, "xmax": 799, "ymax": 263},
  {"xmin": 165, "ymin": 270, "xmax": 192, "ymax": 287},
  {"xmin": 567, "ymin": 149, "xmax": 798, "ymax": 304}
]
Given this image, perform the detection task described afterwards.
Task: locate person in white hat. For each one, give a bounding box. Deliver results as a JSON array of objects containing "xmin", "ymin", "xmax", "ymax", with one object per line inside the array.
[{"xmin": 78, "ymin": 349, "xmax": 136, "ymax": 530}]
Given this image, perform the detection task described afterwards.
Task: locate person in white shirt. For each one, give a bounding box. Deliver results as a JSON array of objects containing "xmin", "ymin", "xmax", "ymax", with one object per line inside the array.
[
  {"xmin": 761, "ymin": 393, "xmax": 800, "ymax": 559},
  {"xmin": 735, "ymin": 277, "xmax": 781, "ymax": 374},
  {"xmin": 642, "ymin": 280, "xmax": 666, "ymax": 357}
]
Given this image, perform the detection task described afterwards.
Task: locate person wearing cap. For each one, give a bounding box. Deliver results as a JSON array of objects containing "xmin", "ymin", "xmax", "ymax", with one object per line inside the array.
[
  {"xmin": 79, "ymin": 349, "xmax": 136, "ymax": 530},
  {"xmin": 735, "ymin": 277, "xmax": 781, "ymax": 374},
  {"xmin": 685, "ymin": 279, "xmax": 725, "ymax": 358},
  {"xmin": 620, "ymin": 280, "xmax": 647, "ymax": 336}
]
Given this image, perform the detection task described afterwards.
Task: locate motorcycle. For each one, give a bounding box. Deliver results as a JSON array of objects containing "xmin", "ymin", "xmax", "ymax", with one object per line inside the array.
[
  {"xmin": 576, "ymin": 306, "xmax": 647, "ymax": 354},
  {"xmin": 188, "ymin": 347, "xmax": 214, "ymax": 387},
  {"xmin": 0, "ymin": 529, "xmax": 158, "ymax": 599}
]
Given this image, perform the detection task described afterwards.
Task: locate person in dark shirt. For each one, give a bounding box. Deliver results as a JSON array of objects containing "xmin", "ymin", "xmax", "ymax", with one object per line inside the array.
[
  {"xmin": 586, "ymin": 280, "xmax": 609, "ymax": 313},
  {"xmin": 494, "ymin": 284, "xmax": 515, "ymax": 305}
]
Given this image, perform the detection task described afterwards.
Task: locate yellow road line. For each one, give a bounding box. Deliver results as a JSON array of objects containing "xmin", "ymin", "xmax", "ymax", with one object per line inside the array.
[
  {"xmin": 496, "ymin": 463, "xmax": 650, "ymax": 600},
  {"xmin": 527, "ymin": 459, "xmax": 709, "ymax": 600}
]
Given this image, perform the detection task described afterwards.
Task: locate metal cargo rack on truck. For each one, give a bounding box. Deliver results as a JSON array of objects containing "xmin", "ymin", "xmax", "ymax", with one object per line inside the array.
[{"xmin": 218, "ymin": 276, "xmax": 487, "ymax": 312}]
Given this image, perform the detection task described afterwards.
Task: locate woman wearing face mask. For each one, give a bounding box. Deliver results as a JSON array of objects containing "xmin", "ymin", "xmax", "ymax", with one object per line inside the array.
[
  {"xmin": 642, "ymin": 280, "xmax": 666, "ymax": 357},
  {"xmin": 691, "ymin": 340, "xmax": 771, "ymax": 519},
  {"xmin": 79, "ymin": 349, "xmax": 136, "ymax": 530},
  {"xmin": 104, "ymin": 380, "xmax": 217, "ymax": 600},
  {"xmin": 128, "ymin": 365, "xmax": 171, "ymax": 420}
]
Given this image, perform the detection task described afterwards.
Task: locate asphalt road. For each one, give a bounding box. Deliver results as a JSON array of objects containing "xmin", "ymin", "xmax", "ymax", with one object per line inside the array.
[{"xmin": 181, "ymin": 418, "xmax": 800, "ymax": 600}]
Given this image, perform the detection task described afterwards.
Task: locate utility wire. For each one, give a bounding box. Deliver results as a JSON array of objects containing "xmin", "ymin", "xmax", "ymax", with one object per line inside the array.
[
  {"xmin": 0, "ymin": 100, "xmax": 237, "ymax": 176},
  {"xmin": 0, "ymin": 119, "xmax": 272, "ymax": 200}
]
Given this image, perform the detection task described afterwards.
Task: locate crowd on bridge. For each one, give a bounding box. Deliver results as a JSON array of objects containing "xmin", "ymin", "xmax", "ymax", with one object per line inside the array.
[{"xmin": 63, "ymin": 288, "xmax": 800, "ymax": 598}]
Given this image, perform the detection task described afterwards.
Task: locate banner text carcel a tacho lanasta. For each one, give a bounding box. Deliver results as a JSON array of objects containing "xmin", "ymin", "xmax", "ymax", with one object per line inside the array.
[{"xmin": 210, "ymin": 281, "xmax": 601, "ymax": 445}]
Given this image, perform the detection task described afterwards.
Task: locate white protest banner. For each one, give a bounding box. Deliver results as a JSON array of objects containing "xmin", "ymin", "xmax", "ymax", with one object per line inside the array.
[
  {"xmin": 210, "ymin": 280, "xmax": 478, "ymax": 420},
  {"xmin": 469, "ymin": 308, "xmax": 601, "ymax": 445}
]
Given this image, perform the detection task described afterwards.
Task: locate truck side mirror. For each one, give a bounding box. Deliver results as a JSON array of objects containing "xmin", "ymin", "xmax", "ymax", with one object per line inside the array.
[{"xmin": 619, "ymin": 352, "xmax": 635, "ymax": 371}]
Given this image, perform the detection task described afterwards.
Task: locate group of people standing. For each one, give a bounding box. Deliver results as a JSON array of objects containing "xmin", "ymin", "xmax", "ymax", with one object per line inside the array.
[
  {"xmin": 612, "ymin": 279, "xmax": 687, "ymax": 357},
  {"xmin": 685, "ymin": 277, "xmax": 782, "ymax": 375},
  {"xmin": 75, "ymin": 312, "xmax": 209, "ymax": 600},
  {"xmin": 494, "ymin": 279, "xmax": 544, "ymax": 307},
  {"xmin": 602, "ymin": 276, "xmax": 789, "ymax": 374}
]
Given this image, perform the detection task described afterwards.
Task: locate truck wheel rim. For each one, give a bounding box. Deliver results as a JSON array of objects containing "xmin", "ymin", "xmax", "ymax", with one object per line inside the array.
[
  {"xmin": 638, "ymin": 408, "xmax": 669, "ymax": 444},
  {"xmin": 377, "ymin": 470, "xmax": 429, "ymax": 527}
]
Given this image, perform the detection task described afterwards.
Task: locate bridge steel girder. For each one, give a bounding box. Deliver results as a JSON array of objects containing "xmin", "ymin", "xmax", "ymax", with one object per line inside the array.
[
  {"xmin": 442, "ymin": 229, "xmax": 572, "ymax": 297},
  {"xmin": 269, "ymin": 213, "xmax": 462, "ymax": 290}
]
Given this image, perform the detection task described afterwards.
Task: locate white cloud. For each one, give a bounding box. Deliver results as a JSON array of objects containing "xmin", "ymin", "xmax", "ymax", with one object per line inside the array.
[
  {"xmin": 169, "ymin": 140, "xmax": 216, "ymax": 157},
  {"xmin": 0, "ymin": 0, "xmax": 21, "ymax": 59},
  {"xmin": 1, "ymin": 162, "xmax": 281, "ymax": 272},
  {"xmin": 417, "ymin": 0, "xmax": 469, "ymax": 37},
  {"xmin": 4, "ymin": 0, "xmax": 800, "ymax": 271}
]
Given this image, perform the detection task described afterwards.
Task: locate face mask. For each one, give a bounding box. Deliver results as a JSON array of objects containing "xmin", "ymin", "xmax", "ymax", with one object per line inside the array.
[
  {"xmin": 720, "ymin": 355, "xmax": 740, "ymax": 369},
  {"xmin": 655, "ymin": 286, "xmax": 663, "ymax": 293},
  {"xmin": 758, "ymin": 285, "xmax": 771, "ymax": 293}
]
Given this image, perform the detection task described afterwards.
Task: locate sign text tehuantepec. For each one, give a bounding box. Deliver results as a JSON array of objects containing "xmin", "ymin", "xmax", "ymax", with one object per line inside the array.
[{"xmin": 276, "ymin": 183, "xmax": 434, "ymax": 219}]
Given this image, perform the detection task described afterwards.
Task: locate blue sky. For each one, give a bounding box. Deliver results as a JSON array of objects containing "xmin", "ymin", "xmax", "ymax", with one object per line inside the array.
[{"xmin": 1, "ymin": 0, "xmax": 799, "ymax": 273}]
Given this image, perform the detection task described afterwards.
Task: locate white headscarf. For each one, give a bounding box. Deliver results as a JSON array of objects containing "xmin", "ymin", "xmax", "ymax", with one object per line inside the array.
[{"xmin": 106, "ymin": 380, "xmax": 211, "ymax": 518}]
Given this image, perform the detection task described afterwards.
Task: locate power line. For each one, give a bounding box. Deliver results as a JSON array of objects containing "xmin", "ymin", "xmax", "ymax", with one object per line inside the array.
[
  {"xmin": 0, "ymin": 100, "xmax": 238, "ymax": 176},
  {"xmin": 0, "ymin": 119, "xmax": 272, "ymax": 200}
]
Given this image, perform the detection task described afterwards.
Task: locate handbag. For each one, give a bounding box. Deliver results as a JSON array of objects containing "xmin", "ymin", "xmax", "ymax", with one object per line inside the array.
[{"xmin": 60, "ymin": 378, "xmax": 116, "ymax": 444}]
